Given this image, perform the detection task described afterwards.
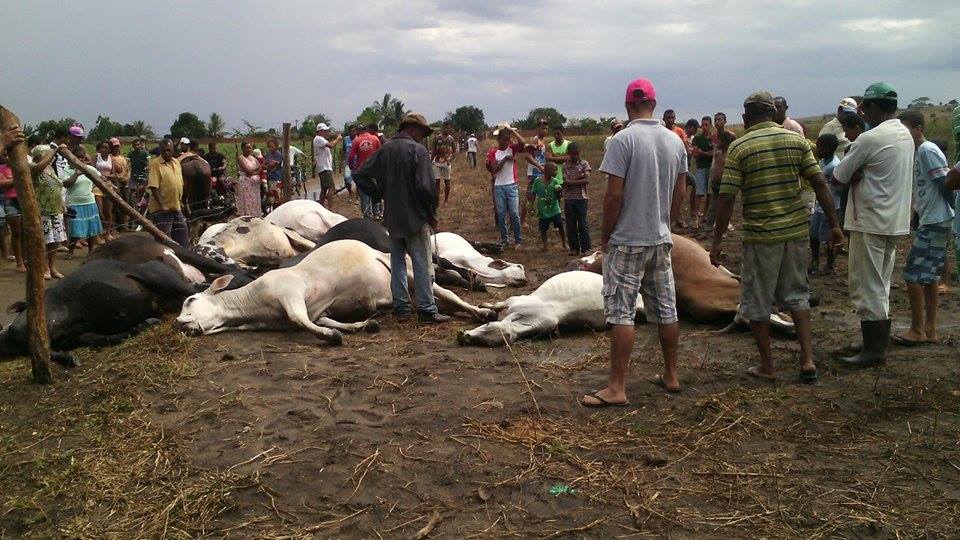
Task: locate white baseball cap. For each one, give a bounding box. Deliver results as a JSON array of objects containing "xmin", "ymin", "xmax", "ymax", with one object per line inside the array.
[
  {"xmin": 839, "ymin": 97, "xmax": 858, "ymax": 113},
  {"xmin": 316, "ymin": 123, "xmax": 330, "ymax": 131},
  {"xmin": 179, "ymin": 137, "xmax": 191, "ymax": 145}
]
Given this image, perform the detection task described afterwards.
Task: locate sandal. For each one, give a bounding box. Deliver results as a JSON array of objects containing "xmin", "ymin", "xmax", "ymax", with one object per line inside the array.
[
  {"xmin": 746, "ymin": 365, "xmax": 776, "ymax": 382},
  {"xmin": 580, "ymin": 390, "xmax": 629, "ymax": 408},
  {"xmin": 650, "ymin": 374, "xmax": 681, "ymax": 393}
]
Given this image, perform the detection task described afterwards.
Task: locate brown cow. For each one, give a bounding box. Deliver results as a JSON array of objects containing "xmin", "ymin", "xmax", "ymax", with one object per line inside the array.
[{"xmin": 569, "ymin": 234, "xmax": 789, "ymax": 328}]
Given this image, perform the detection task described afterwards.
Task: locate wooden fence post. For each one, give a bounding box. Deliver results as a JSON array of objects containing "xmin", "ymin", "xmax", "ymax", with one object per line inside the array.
[
  {"xmin": 281, "ymin": 123, "xmax": 292, "ymax": 203},
  {"xmin": 0, "ymin": 107, "xmax": 52, "ymax": 384}
]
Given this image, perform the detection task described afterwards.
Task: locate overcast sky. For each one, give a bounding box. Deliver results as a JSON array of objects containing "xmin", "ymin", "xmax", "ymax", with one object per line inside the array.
[{"xmin": 4, "ymin": 0, "xmax": 959, "ymax": 135}]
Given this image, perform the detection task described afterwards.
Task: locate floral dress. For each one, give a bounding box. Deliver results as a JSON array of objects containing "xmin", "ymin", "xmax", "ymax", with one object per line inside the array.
[{"xmin": 236, "ymin": 154, "xmax": 262, "ymax": 217}]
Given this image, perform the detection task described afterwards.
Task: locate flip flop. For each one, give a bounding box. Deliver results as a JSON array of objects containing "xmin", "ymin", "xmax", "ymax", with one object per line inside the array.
[
  {"xmin": 650, "ymin": 375, "xmax": 681, "ymax": 394},
  {"xmin": 799, "ymin": 369, "xmax": 820, "ymax": 384},
  {"xmin": 746, "ymin": 366, "xmax": 776, "ymax": 382},
  {"xmin": 892, "ymin": 334, "xmax": 926, "ymax": 347},
  {"xmin": 581, "ymin": 390, "xmax": 629, "ymax": 408}
]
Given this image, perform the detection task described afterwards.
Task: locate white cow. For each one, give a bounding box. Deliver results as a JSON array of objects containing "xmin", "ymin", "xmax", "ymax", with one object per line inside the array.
[
  {"xmin": 198, "ymin": 216, "xmax": 315, "ymax": 268},
  {"xmin": 458, "ymin": 270, "xmax": 796, "ymax": 347},
  {"xmin": 265, "ymin": 200, "xmax": 348, "ymax": 242},
  {"xmin": 458, "ymin": 271, "xmax": 640, "ymax": 347},
  {"xmin": 176, "ymin": 240, "xmax": 495, "ymax": 345},
  {"xmin": 432, "ymin": 232, "xmax": 526, "ymax": 287}
]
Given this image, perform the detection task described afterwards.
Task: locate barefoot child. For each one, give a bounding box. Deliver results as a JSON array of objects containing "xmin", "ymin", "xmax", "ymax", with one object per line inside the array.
[
  {"xmin": 533, "ymin": 162, "xmax": 566, "ymax": 251},
  {"xmin": 809, "ymin": 134, "xmax": 841, "ymax": 275},
  {"xmin": 893, "ymin": 111, "xmax": 954, "ymax": 346}
]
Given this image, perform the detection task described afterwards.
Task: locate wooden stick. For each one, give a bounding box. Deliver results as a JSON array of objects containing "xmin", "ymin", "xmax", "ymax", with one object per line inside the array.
[
  {"xmin": 281, "ymin": 122, "xmax": 292, "ymax": 203},
  {"xmin": 0, "ymin": 107, "xmax": 52, "ymax": 384},
  {"xmin": 56, "ymin": 147, "xmax": 176, "ymax": 246}
]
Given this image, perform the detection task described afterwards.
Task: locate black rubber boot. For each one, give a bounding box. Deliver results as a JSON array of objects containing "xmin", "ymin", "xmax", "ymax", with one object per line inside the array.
[{"xmin": 837, "ymin": 319, "xmax": 891, "ymax": 368}]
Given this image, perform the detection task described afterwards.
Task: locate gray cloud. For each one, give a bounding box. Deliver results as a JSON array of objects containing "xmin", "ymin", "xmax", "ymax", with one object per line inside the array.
[{"xmin": 2, "ymin": 0, "xmax": 958, "ymax": 136}]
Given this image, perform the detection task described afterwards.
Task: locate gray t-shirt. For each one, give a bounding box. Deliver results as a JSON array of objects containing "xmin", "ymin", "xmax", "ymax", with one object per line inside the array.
[{"xmin": 599, "ymin": 118, "xmax": 688, "ymax": 246}]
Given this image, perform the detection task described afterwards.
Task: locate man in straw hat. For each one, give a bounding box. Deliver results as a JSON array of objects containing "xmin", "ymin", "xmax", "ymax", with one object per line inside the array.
[{"xmin": 353, "ymin": 113, "xmax": 449, "ymax": 324}]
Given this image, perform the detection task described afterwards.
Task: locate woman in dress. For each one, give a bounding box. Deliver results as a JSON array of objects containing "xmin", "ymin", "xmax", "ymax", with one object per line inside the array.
[
  {"xmin": 29, "ymin": 144, "xmax": 67, "ymax": 278},
  {"xmin": 0, "ymin": 155, "xmax": 25, "ymax": 272},
  {"xmin": 63, "ymin": 147, "xmax": 104, "ymax": 258},
  {"xmin": 94, "ymin": 141, "xmax": 116, "ymax": 241},
  {"xmin": 236, "ymin": 142, "xmax": 263, "ymax": 217}
]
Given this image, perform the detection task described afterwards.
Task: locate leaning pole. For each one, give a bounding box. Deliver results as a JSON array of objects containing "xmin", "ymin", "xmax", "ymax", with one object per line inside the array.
[{"xmin": 0, "ymin": 106, "xmax": 52, "ymax": 384}]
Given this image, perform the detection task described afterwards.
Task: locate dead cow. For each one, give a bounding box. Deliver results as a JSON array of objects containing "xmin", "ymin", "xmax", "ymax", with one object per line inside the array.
[
  {"xmin": 175, "ymin": 239, "xmax": 496, "ymax": 345},
  {"xmin": 198, "ymin": 216, "xmax": 315, "ymax": 268},
  {"xmin": 568, "ymin": 234, "xmax": 796, "ymax": 332},
  {"xmin": 431, "ymin": 231, "xmax": 526, "ymax": 287},
  {"xmin": 265, "ymin": 199, "xmax": 348, "ymax": 242}
]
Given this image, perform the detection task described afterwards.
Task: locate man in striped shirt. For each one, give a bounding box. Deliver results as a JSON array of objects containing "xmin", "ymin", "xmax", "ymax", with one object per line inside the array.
[{"xmin": 710, "ymin": 91, "xmax": 843, "ymax": 383}]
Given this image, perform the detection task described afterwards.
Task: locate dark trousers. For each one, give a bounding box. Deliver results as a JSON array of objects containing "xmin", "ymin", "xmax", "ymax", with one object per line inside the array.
[
  {"xmin": 564, "ymin": 199, "xmax": 591, "ymax": 253},
  {"xmin": 149, "ymin": 210, "xmax": 189, "ymax": 247}
]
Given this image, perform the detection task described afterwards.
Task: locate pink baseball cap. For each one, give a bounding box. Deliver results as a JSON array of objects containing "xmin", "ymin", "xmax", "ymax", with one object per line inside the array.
[
  {"xmin": 68, "ymin": 125, "xmax": 84, "ymax": 137},
  {"xmin": 109, "ymin": 137, "xmax": 121, "ymax": 147},
  {"xmin": 625, "ymin": 78, "xmax": 656, "ymax": 103}
]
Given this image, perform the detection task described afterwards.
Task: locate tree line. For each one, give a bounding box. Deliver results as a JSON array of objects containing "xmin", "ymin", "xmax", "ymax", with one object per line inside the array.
[{"xmin": 24, "ymin": 99, "xmax": 631, "ymax": 144}]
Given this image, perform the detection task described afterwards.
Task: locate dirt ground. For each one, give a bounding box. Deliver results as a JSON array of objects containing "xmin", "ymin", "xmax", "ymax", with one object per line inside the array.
[{"xmin": 1, "ymin": 138, "xmax": 959, "ymax": 538}]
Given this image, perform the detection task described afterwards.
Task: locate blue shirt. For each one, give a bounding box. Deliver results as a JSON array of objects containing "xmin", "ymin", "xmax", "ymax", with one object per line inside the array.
[
  {"xmin": 914, "ymin": 141, "xmax": 954, "ymax": 226},
  {"xmin": 815, "ymin": 156, "xmax": 841, "ymax": 214}
]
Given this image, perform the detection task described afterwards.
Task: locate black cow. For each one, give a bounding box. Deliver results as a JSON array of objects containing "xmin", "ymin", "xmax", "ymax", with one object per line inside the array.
[
  {"xmin": 87, "ymin": 233, "xmax": 257, "ymax": 288},
  {"xmin": 0, "ymin": 260, "xmax": 197, "ymax": 363},
  {"xmin": 280, "ymin": 219, "xmax": 484, "ymax": 291}
]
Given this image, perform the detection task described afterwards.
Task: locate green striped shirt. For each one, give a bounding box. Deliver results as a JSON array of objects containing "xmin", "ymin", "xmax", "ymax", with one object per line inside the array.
[{"xmin": 720, "ymin": 122, "xmax": 820, "ymax": 243}]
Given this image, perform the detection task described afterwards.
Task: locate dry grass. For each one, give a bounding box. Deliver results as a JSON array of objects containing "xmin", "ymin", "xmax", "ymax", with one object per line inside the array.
[{"xmin": 0, "ymin": 322, "xmax": 255, "ymax": 538}]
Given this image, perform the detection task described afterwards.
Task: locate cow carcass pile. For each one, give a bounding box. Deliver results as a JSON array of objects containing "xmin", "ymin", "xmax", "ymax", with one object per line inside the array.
[{"xmin": 0, "ymin": 200, "xmax": 775, "ymax": 361}]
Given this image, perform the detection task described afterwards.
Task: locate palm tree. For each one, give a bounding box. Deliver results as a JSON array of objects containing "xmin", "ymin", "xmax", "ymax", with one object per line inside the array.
[
  {"xmin": 370, "ymin": 93, "xmax": 410, "ymax": 131},
  {"xmin": 207, "ymin": 112, "xmax": 226, "ymax": 138}
]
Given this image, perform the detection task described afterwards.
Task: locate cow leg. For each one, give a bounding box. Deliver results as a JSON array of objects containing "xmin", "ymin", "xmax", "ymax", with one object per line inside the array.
[
  {"xmin": 431, "ymin": 284, "xmax": 496, "ymax": 321},
  {"xmin": 281, "ymin": 299, "xmax": 344, "ymax": 345},
  {"xmin": 315, "ymin": 317, "xmax": 380, "ymax": 334},
  {"xmin": 435, "ymin": 269, "xmax": 472, "ymax": 290}
]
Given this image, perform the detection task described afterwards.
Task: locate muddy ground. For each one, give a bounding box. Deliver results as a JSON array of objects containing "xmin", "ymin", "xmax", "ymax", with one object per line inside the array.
[{"xmin": 1, "ymin": 138, "xmax": 959, "ymax": 538}]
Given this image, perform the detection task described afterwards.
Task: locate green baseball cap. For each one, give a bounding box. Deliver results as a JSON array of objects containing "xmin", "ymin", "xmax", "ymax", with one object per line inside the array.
[{"xmin": 863, "ymin": 82, "xmax": 898, "ymax": 103}]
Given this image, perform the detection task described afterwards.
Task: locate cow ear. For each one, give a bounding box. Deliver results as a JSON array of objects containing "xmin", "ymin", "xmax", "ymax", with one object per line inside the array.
[
  {"xmin": 488, "ymin": 259, "xmax": 510, "ymax": 270},
  {"xmin": 6, "ymin": 301, "xmax": 26, "ymax": 315},
  {"xmin": 206, "ymin": 275, "xmax": 234, "ymax": 295}
]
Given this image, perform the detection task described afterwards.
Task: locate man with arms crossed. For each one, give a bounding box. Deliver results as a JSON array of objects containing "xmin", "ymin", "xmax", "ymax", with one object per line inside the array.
[
  {"xmin": 582, "ymin": 77, "xmax": 688, "ymax": 407},
  {"xmin": 832, "ymin": 83, "xmax": 914, "ymax": 367},
  {"xmin": 711, "ymin": 91, "xmax": 843, "ymax": 382}
]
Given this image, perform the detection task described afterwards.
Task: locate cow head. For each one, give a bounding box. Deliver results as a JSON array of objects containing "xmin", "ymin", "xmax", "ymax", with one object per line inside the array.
[
  {"xmin": 477, "ymin": 259, "xmax": 526, "ymax": 287},
  {"xmin": 457, "ymin": 312, "xmax": 523, "ymax": 347},
  {"xmin": 175, "ymin": 275, "xmax": 234, "ymax": 336}
]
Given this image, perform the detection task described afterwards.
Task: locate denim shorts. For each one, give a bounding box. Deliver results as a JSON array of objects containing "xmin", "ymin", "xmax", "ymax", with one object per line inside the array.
[{"xmin": 2, "ymin": 197, "xmax": 20, "ymax": 218}]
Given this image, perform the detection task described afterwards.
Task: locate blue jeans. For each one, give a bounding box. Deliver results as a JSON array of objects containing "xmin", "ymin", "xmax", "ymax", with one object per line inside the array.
[
  {"xmin": 564, "ymin": 198, "xmax": 591, "ymax": 253},
  {"xmin": 389, "ymin": 224, "xmax": 437, "ymax": 315},
  {"xmin": 149, "ymin": 210, "xmax": 189, "ymax": 247},
  {"xmin": 494, "ymin": 183, "xmax": 522, "ymax": 245},
  {"xmin": 359, "ymin": 191, "xmax": 382, "ymax": 219}
]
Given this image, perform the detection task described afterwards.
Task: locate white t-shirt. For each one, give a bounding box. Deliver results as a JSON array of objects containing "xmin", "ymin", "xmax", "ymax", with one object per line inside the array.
[
  {"xmin": 491, "ymin": 146, "xmax": 519, "ymax": 186},
  {"xmin": 599, "ymin": 118, "xmax": 688, "ymax": 246},
  {"xmin": 834, "ymin": 119, "xmax": 914, "ymax": 236},
  {"xmin": 466, "ymin": 137, "xmax": 478, "ymax": 152},
  {"xmin": 312, "ymin": 135, "xmax": 332, "ymax": 172}
]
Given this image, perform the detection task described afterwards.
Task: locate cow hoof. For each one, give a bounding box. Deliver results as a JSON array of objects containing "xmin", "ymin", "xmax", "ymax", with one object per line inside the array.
[
  {"xmin": 363, "ymin": 319, "xmax": 381, "ymax": 333},
  {"xmin": 144, "ymin": 318, "xmax": 161, "ymax": 327},
  {"xmin": 480, "ymin": 308, "xmax": 497, "ymax": 322},
  {"xmin": 325, "ymin": 330, "xmax": 344, "ymax": 346},
  {"xmin": 473, "ymin": 282, "xmax": 487, "ymax": 293},
  {"xmin": 51, "ymin": 351, "xmax": 78, "ymax": 367},
  {"xmin": 457, "ymin": 329, "xmax": 470, "ymax": 346}
]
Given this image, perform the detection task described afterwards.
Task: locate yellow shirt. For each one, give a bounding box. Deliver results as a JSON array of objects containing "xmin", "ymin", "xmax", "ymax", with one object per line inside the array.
[{"xmin": 147, "ymin": 157, "xmax": 183, "ymax": 213}]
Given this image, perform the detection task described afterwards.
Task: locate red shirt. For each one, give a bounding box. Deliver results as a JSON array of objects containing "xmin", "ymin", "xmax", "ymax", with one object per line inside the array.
[
  {"xmin": 348, "ymin": 133, "xmax": 382, "ymax": 169},
  {"xmin": 0, "ymin": 164, "xmax": 15, "ymax": 199}
]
